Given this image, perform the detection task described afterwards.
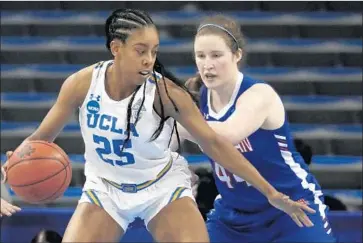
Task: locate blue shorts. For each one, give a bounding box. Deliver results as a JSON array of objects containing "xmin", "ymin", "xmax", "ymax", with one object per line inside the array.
[{"xmin": 206, "ymin": 199, "xmax": 336, "ymax": 243}]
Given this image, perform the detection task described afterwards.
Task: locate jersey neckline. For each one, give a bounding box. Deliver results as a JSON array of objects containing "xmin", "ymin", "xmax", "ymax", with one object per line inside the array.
[
  {"xmin": 102, "ymin": 60, "xmax": 143, "ymax": 105},
  {"xmin": 207, "ymin": 72, "xmax": 244, "ymax": 119}
]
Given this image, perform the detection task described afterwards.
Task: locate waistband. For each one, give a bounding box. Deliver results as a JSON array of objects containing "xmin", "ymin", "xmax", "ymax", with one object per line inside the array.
[{"xmin": 103, "ymin": 157, "xmax": 173, "ymax": 193}]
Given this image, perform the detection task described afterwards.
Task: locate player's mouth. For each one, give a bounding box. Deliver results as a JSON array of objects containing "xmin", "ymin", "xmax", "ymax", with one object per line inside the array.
[
  {"xmin": 139, "ymin": 70, "xmax": 151, "ymax": 77},
  {"xmin": 204, "ymin": 73, "xmax": 217, "ymax": 80}
]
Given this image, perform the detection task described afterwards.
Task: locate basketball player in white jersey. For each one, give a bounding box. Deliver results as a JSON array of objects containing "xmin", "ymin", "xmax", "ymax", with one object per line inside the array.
[{"xmin": 2, "ymin": 9, "xmax": 314, "ymax": 242}]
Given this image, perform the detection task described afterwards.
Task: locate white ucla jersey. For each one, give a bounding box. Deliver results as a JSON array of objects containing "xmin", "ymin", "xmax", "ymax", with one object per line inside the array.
[{"xmin": 79, "ymin": 60, "xmax": 176, "ymax": 184}]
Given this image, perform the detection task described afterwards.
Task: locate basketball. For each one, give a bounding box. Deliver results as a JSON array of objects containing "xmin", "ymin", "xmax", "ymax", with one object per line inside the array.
[{"xmin": 6, "ymin": 140, "xmax": 72, "ymax": 204}]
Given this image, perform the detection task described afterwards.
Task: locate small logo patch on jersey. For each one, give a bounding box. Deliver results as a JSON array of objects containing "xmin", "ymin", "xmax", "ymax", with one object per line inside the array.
[
  {"xmin": 147, "ymin": 73, "xmax": 161, "ymax": 83},
  {"xmin": 131, "ymin": 98, "xmax": 146, "ymax": 121},
  {"xmin": 87, "ymin": 94, "xmax": 101, "ymax": 114}
]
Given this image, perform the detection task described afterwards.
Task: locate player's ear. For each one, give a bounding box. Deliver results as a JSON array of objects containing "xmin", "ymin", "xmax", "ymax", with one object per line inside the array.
[
  {"xmin": 110, "ymin": 40, "xmax": 122, "ymax": 57},
  {"xmin": 234, "ymin": 48, "xmax": 242, "ymax": 64}
]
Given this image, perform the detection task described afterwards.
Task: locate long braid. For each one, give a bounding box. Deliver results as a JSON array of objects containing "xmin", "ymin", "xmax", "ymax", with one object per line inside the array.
[
  {"xmin": 105, "ymin": 8, "xmax": 196, "ymax": 153},
  {"xmin": 134, "ymin": 80, "xmax": 147, "ymax": 126},
  {"xmin": 121, "ymin": 86, "xmax": 141, "ymax": 154},
  {"xmin": 151, "ymin": 58, "xmax": 197, "ymax": 154},
  {"xmin": 151, "ymin": 68, "xmax": 166, "ymax": 141}
]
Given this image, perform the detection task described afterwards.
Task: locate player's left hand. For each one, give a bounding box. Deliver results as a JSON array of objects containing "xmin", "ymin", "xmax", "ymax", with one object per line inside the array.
[
  {"xmin": 1, "ymin": 198, "xmax": 21, "ymax": 217},
  {"xmin": 267, "ymin": 191, "xmax": 316, "ymax": 227}
]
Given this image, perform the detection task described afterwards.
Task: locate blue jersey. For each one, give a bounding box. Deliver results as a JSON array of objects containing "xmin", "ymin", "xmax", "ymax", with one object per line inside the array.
[{"xmin": 199, "ymin": 73, "xmax": 326, "ymax": 220}]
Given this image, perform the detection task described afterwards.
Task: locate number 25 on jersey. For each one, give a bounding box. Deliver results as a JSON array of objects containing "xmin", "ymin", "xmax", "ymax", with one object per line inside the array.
[{"xmin": 93, "ymin": 134, "xmax": 135, "ymax": 166}]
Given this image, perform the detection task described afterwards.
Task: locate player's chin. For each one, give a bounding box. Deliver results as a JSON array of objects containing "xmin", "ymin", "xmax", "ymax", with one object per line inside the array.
[
  {"xmin": 202, "ymin": 78, "xmax": 221, "ymax": 89},
  {"xmin": 135, "ymin": 74, "xmax": 148, "ymax": 85}
]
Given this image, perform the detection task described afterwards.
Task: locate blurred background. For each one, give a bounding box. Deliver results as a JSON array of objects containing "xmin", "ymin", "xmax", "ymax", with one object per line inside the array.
[{"xmin": 1, "ymin": 1, "xmax": 362, "ymax": 242}]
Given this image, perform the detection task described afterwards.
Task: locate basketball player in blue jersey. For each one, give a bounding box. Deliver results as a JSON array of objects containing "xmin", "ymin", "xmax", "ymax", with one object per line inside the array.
[
  {"xmin": 1, "ymin": 9, "xmax": 315, "ymax": 243},
  {"xmin": 182, "ymin": 15, "xmax": 336, "ymax": 242}
]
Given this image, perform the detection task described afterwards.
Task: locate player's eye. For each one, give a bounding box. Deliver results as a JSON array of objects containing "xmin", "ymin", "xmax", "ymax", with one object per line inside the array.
[{"xmin": 136, "ymin": 49, "xmax": 146, "ymax": 55}]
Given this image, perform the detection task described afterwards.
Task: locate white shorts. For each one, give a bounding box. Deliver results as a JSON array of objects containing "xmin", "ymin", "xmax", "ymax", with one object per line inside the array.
[{"xmin": 78, "ymin": 155, "xmax": 194, "ymax": 231}]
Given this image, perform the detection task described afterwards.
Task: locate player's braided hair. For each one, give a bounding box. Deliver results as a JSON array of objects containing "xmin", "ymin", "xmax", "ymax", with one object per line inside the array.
[{"xmin": 105, "ymin": 9, "xmax": 197, "ymax": 154}]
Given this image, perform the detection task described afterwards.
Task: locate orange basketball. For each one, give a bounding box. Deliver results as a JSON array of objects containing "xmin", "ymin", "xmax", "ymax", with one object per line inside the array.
[{"xmin": 6, "ymin": 140, "xmax": 72, "ymax": 204}]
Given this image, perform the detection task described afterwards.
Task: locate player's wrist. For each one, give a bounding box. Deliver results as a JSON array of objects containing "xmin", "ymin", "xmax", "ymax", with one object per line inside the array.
[{"xmin": 264, "ymin": 186, "xmax": 279, "ymax": 200}]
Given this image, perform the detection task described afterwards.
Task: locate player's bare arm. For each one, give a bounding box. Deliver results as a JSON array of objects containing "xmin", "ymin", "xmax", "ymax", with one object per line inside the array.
[
  {"xmin": 207, "ymin": 83, "xmax": 285, "ymax": 145},
  {"xmin": 25, "ymin": 66, "xmax": 94, "ymax": 143},
  {"xmin": 179, "ymin": 83, "xmax": 285, "ymax": 146},
  {"xmin": 154, "ymin": 78, "xmax": 278, "ymax": 198},
  {"xmin": 1, "ymin": 65, "xmax": 94, "ymax": 182},
  {"xmin": 163, "ymin": 80, "xmax": 316, "ymax": 227}
]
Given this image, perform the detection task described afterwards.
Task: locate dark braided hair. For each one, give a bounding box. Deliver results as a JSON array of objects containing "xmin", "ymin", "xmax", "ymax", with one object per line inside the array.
[{"xmin": 105, "ymin": 9, "xmax": 197, "ymax": 153}]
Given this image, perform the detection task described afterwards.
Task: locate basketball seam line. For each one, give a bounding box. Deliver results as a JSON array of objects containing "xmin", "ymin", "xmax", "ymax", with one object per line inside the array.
[
  {"xmin": 9, "ymin": 158, "xmax": 68, "ymax": 187},
  {"xmin": 36, "ymin": 163, "xmax": 71, "ymax": 203},
  {"xmin": 32, "ymin": 141, "xmax": 70, "ymax": 167},
  {"xmin": 8, "ymin": 141, "xmax": 72, "ymax": 203},
  {"xmin": 37, "ymin": 142, "xmax": 73, "ymax": 201},
  {"xmin": 7, "ymin": 156, "xmax": 64, "ymax": 172},
  {"xmin": 7, "ymin": 140, "xmax": 69, "ymax": 171}
]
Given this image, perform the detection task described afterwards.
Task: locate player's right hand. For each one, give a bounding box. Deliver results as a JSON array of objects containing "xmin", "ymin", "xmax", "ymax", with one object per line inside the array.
[{"xmin": 1, "ymin": 151, "xmax": 13, "ymax": 184}]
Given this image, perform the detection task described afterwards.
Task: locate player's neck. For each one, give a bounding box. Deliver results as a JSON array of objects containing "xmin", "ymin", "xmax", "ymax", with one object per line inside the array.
[
  {"xmin": 210, "ymin": 72, "xmax": 239, "ymax": 109},
  {"xmin": 105, "ymin": 64, "xmax": 139, "ymax": 101}
]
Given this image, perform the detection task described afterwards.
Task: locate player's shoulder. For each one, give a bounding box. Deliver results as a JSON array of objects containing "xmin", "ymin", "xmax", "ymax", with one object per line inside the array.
[
  {"xmin": 65, "ymin": 62, "xmax": 103, "ymax": 90},
  {"xmin": 158, "ymin": 76, "xmax": 190, "ymax": 103},
  {"xmin": 61, "ymin": 62, "xmax": 101, "ymax": 106},
  {"xmin": 152, "ymin": 74, "xmax": 194, "ymax": 116},
  {"xmin": 72, "ymin": 62, "xmax": 100, "ymax": 82},
  {"xmin": 243, "ymin": 75, "xmax": 276, "ymax": 97},
  {"xmin": 235, "ymin": 76, "xmax": 279, "ymax": 108},
  {"xmin": 150, "ymin": 72, "xmax": 184, "ymax": 97},
  {"xmin": 248, "ymin": 82, "xmax": 275, "ymax": 95}
]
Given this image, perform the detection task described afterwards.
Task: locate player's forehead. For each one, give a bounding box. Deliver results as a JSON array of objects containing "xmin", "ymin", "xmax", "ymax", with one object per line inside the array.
[
  {"xmin": 194, "ymin": 34, "xmax": 230, "ymax": 53},
  {"xmin": 126, "ymin": 26, "xmax": 159, "ymax": 47}
]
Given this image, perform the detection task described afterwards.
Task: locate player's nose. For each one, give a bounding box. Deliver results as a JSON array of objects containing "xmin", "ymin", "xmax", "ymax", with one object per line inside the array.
[
  {"xmin": 142, "ymin": 53, "xmax": 154, "ymax": 68},
  {"xmin": 203, "ymin": 58, "xmax": 215, "ymax": 70}
]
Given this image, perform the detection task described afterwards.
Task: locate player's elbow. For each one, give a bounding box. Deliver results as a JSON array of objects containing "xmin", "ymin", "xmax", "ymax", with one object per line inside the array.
[
  {"xmin": 214, "ymin": 129, "xmax": 241, "ymax": 146},
  {"xmin": 202, "ymin": 132, "xmax": 226, "ymax": 155},
  {"xmin": 208, "ymin": 122, "xmax": 241, "ymax": 146}
]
